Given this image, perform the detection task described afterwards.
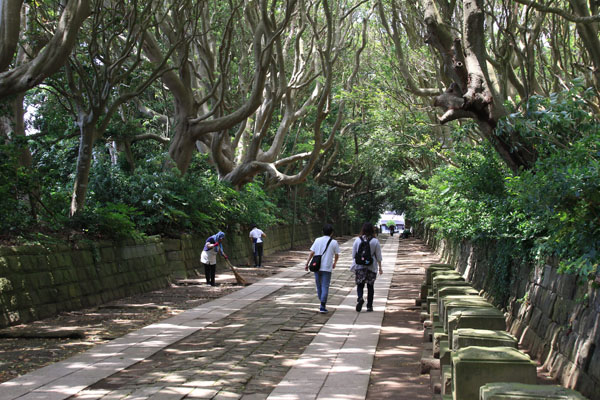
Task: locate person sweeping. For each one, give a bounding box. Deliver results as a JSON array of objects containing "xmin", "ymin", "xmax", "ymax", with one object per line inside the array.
[{"xmin": 201, "ymin": 231, "xmax": 228, "ymax": 286}]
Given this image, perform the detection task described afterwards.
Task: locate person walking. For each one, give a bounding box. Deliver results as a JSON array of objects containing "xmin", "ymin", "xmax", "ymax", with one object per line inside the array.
[
  {"xmin": 305, "ymin": 224, "xmax": 340, "ymax": 313},
  {"xmin": 351, "ymin": 222, "xmax": 383, "ymax": 312},
  {"xmin": 249, "ymin": 224, "xmax": 266, "ymax": 267},
  {"xmin": 201, "ymin": 231, "xmax": 228, "ymax": 286}
]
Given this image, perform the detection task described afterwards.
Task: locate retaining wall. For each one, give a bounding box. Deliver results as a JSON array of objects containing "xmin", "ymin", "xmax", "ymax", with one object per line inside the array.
[
  {"xmin": 419, "ymin": 225, "xmax": 600, "ymax": 399},
  {"xmin": 0, "ymin": 221, "xmax": 357, "ymax": 329}
]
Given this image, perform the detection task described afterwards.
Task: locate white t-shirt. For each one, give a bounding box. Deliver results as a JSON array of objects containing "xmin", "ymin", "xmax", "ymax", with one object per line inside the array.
[
  {"xmin": 201, "ymin": 249, "xmax": 217, "ymax": 265},
  {"xmin": 310, "ymin": 235, "xmax": 340, "ymax": 272},
  {"xmin": 249, "ymin": 228, "xmax": 265, "ymax": 243}
]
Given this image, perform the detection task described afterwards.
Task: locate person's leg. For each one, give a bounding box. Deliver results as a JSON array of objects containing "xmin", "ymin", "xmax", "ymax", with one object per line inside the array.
[
  {"xmin": 366, "ymin": 282, "xmax": 375, "ymax": 311},
  {"xmin": 356, "ymin": 281, "xmax": 365, "ymax": 312},
  {"xmin": 209, "ymin": 264, "xmax": 216, "ymax": 286},
  {"xmin": 203, "ymin": 263, "xmax": 210, "ymax": 285},
  {"xmin": 257, "ymin": 242, "xmax": 263, "ymax": 267},
  {"xmin": 314, "ymin": 272, "xmax": 322, "ymax": 301},
  {"xmin": 357, "ymin": 282, "xmax": 365, "ymax": 300},
  {"xmin": 253, "ymin": 243, "xmax": 258, "ymax": 267},
  {"xmin": 319, "ymin": 271, "xmax": 332, "ymax": 305}
]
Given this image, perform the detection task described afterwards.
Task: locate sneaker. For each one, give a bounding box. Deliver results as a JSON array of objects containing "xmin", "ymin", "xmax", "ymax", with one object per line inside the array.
[
  {"xmin": 319, "ymin": 306, "xmax": 328, "ymax": 313},
  {"xmin": 356, "ymin": 298, "xmax": 364, "ymax": 312},
  {"xmin": 366, "ymin": 307, "xmax": 373, "ymax": 312}
]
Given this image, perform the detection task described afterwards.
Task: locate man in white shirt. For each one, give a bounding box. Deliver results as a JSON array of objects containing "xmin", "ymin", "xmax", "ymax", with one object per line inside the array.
[
  {"xmin": 249, "ymin": 224, "xmax": 266, "ymax": 267},
  {"xmin": 305, "ymin": 224, "xmax": 340, "ymax": 313}
]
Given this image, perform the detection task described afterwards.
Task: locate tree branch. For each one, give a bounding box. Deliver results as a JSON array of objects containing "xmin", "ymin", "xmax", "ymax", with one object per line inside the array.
[{"xmin": 513, "ymin": 0, "xmax": 600, "ymax": 23}]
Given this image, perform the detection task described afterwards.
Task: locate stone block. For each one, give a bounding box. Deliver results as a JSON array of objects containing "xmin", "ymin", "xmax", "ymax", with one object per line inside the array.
[
  {"xmin": 447, "ymin": 307, "xmax": 506, "ymax": 344},
  {"xmin": 166, "ymin": 251, "xmax": 183, "ymax": 261},
  {"xmin": 442, "ymin": 365, "xmax": 452, "ymax": 395},
  {"xmin": 437, "ymin": 286, "xmax": 479, "ymax": 304},
  {"xmin": 441, "ymin": 296, "xmax": 492, "ymax": 327},
  {"xmin": 480, "ymin": 382, "xmax": 588, "ymax": 399},
  {"xmin": 434, "ymin": 331, "xmax": 448, "ymax": 358},
  {"xmin": 431, "ymin": 305, "xmax": 439, "ymax": 322},
  {"xmin": 556, "ymin": 273, "xmax": 578, "ymax": 298},
  {"xmin": 420, "ymin": 282, "xmax": 429, "ymax": 300},
  {"xmin": 528, "ymin": 307, "xmax": 542, "ymax": 330},
  {"xmin": 427, "ymin": 264, "xmax": 454, "ymax": 285},
  {"xmin": 587, "ymin": 345, "xmax": 600, "ymax": 382},
  {"xmin": 537, "ymin": 288, "xmax": 557, "ymax": 317},
  {"xmin": 20, "ymin": 255, "xmax": 37, "ymax": 272},
  {"xmin": 432, "ymin": 271, "xmax": 462, "ymax": 282},
  {"xmin": 452, "ymin": 328, "xmax": 517, "ymax": 351},
  {"xmin": 452, "ymin": 346, "xmax": 537, "ymax": 400},
  {"xmin": 168, "ymin": 261, "xmax": 186, "ymax": 279},
  {"xmin": 433, "ymin": 277, "xmax": 467, "ymax": 294},
  {"xmin": 163, "ymin": 239, "xmax": 182, "ymax": 252},
  {"xmin": 440, "ymin": 341, "xmax": 451, "ymax": 370},
  {"xmin": 100, "ymin": 247, "xmax": 115, "ymax": 262},
  {"xmin": 552, "ymin": 298, "xmax": 575, "ymax": 326},
  {"xmin": 427, "ymin": 296, "xmax": 436, "ymax": 314}
]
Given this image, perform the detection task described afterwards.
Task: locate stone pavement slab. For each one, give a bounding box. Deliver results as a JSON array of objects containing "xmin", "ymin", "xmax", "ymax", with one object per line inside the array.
[
  {"xmin": 1, "ymin": 261, "xmax": 314, "ymax": 400},
  {"xmin": 266, "ymin": 238, "xmax": 398, "ymax": 400},
  {"xmin": 1, "ymin": 235, "xmax": 433, "ymax": 400}
]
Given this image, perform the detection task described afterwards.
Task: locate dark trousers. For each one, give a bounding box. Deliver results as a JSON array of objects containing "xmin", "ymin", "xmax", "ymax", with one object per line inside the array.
[
  {"xmin": 253, "ymin": 242, "xmax": 264, "ymax": 266},
  {"xmin": 203, "ymin": 263, "xmax": 216, "ymax": 286},
  {"xmin": 357, "ymin": 281, "xmax": 374, "ymax": 308}
]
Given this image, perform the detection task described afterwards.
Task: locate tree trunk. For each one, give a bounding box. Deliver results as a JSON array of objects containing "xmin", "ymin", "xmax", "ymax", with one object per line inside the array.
[
  {"xmin": 428, "ymin": 0, "xmax": 538, "ymax": 172},
  {"xmin": 70, "ymin": 123, "xmax": 97, "ymax": 217},
  {"xmin": 569, "ymin": 0, "xmax": 600, "ymax": 88},
  {"xmin": 167, "ymin": 117, "xmax": 197, "ymax": 173},
  {"xmin": 0, "ymin": 0, "xmax": 91, "ymax": 98}
]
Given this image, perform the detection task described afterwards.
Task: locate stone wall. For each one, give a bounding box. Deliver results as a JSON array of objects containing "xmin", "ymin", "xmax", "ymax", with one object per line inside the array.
[
  {"xmin": 0, "ymin": 221, "xmax": 356, "ymax": 329},
  {"xmin": 0, "ymin": 237, "xmax": 168, "ymax": 328},
  {"xmin": 419, "ymin": 225, "xmax": 600, "ymax": 399},
  {"xmin": 164, "ymin": 222, "xmax": 327, "ymax": 279}
]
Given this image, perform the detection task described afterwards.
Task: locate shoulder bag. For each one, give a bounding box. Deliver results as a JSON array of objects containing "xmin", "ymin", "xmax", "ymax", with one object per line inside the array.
[{"xmin": 309, "ymin": 237, "xmax": 333, "ymax": 272}]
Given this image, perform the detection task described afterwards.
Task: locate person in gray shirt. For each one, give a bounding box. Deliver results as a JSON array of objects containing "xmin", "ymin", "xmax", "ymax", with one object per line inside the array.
[{"xmin": 351, "ymin": 222, "xmax": 383, "ymax": 312}]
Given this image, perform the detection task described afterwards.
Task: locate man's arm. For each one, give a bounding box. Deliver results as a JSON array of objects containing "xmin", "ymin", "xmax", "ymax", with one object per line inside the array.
[
  {"xmin": 305, "ymin": 251, "xmax": 315, "ymax": 271},
  {"xmin": 333, "ymin": 253, "xmax": 339, "ymax": 269}
]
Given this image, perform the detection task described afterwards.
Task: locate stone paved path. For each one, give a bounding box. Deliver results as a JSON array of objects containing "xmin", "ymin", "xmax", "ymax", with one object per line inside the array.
[{"xmin": 0, "ymin": 236, "xmax": 434, "ymax": 400}]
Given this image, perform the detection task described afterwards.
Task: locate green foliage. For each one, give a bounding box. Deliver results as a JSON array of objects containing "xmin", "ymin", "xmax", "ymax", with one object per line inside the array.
[
  {"xmin": 85, "ymin": 152, "xmax": 282, "ymax": 236},
  {"xmin": 72, "ymin": 203, "xmax": 142, "ymax": 240},
  {"xmin": 411, "ymin": 87, "xmax": 600, "ymax": 284},
  {"xmin": 0, "ymin": 140, "xmax": 36, "ymax": 234}
]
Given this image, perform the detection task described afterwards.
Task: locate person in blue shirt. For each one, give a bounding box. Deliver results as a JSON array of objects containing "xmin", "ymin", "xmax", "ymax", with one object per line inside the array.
[{"xmin": 200, "ymin": 231, "xmax": 228, "ymax": 286}]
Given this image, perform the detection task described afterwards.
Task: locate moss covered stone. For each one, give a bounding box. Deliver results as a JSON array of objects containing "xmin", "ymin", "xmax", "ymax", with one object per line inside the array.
[
  {"xmin": 480, "ymin": 382, "xmax": 588, "ymax": 399},
  {"xmin": 453, "ymin": 346, "xmax": 537, "ymax": 400},
  {"xmin": 452, "ymin": 328, "xmax": 518, "ymax": 351}
]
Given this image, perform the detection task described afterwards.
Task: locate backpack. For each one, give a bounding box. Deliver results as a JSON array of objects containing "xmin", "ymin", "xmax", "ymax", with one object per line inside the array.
[{"xmin": 355, "ymin": 237, "xmax": 373, "ymax": 265}]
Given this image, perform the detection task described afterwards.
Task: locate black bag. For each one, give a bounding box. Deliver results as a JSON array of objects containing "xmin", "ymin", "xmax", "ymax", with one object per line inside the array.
[
  {"xmin": 355, "ymin": 237, "xmax": 373, "ymax": 265},
  {"xmin": 309, "ymin": 237, "xmax": 333, "ymax": 272}
]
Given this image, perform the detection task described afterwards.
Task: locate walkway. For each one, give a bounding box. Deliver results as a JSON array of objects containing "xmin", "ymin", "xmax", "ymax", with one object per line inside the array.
[{"xmin": 0, "ymin": 237, "xmax": 436, "ymax": 400}]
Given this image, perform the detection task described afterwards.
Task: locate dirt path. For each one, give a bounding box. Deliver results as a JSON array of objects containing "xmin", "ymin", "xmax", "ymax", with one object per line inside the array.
[{"xmin": 367, "ymin": 238, "xmax": 437, "ymax": 399}]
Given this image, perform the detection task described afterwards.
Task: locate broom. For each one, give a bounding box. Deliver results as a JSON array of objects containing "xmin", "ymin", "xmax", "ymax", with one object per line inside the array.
[{"xmin": 224, "ymin": 257, "xmax": 248, "ymax": 285}]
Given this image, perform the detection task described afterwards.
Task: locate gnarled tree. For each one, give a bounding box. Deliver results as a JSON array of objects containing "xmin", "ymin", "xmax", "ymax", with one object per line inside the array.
[{"xmin": 142, "ymin": 0, "xmax": 296, "ymax": 175}]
